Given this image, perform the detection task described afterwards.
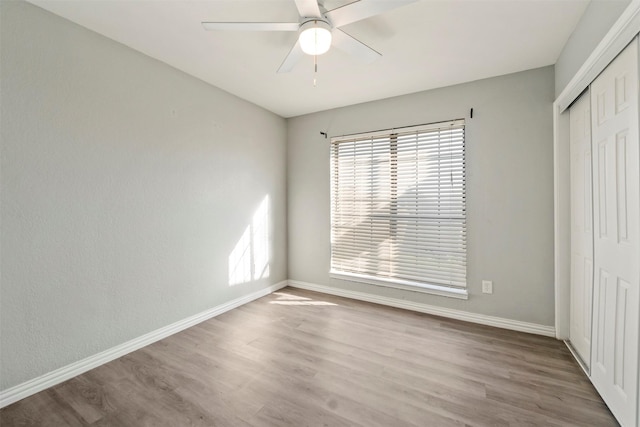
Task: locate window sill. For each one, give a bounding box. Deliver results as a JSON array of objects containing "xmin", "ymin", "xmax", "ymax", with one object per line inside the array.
[{"xmin": 329, "ymin": 271, "xmax": 468, "ymax": 300}]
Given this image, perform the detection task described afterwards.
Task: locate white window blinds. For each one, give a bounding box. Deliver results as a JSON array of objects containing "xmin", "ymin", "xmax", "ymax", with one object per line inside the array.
[{"xmin": 330, "ymin": 119, "xmax": 466, "ymax": 291}]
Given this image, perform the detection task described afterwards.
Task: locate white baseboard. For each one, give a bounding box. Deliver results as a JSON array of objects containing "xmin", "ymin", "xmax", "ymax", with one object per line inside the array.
[
  {"xmin": 0, "ymin": 281, "xmax": 287, "ymax": 409},
  {"xmin": 288, "ymin": 280, "xmax": 556, "ymax": 338},
  {"xmin": 1, "ymin": 279, "xmax": 555, "ymax": 409}
]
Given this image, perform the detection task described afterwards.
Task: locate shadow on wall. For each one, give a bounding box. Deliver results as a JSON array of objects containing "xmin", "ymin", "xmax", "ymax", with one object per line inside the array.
[{"xmin": 228, "ymin": 195, "xmax": 270, "ymax": 286}]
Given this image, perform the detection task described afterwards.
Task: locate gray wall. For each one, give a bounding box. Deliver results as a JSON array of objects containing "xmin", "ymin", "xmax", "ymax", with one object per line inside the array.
[
  {"xmin": 287, "ymin": 66, "xmax": 555, "ymax": 326},
  {"xmin": 555, "ymin": 0, "xmax": 630, "ymax": 97},
  {"xmin": 0, "ymin": 0, "xmax": 287, "ymax": 390}
]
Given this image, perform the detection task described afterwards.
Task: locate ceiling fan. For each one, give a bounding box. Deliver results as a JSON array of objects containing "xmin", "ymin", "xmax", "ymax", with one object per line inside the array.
[{"xmin": 202, "ymin": 0, "xmax": 417, "ymax": 73}]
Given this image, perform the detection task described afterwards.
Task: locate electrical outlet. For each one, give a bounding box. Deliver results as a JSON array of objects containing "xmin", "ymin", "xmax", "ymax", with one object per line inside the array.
[{"xmin": 482, "ymin": 280, "xmax": 493, "ymax": 294}]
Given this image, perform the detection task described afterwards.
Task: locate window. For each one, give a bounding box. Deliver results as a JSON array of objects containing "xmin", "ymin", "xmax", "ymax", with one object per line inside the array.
[{"xmin": 330, "ymin": 119, "xmax": 467, "ymax": 299}]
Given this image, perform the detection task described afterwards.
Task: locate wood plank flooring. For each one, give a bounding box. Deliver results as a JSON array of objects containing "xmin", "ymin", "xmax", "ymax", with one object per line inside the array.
[{"xmin": 1, "ymin": 287, "xmax": 618, "ymax": 426}]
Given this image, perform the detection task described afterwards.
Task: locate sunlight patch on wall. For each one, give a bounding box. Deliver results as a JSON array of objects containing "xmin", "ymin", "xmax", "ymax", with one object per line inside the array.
[{"xmin": 228, "ymin": 195, "xmax": 270, "ymax": 286}]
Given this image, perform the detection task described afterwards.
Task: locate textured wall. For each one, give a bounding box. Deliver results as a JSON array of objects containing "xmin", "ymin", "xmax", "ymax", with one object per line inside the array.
[
  {"xmin": 555, "ymin": 0, "xmax": 630, "ymax": 97},
  {"xmin": 1, "ymin": 0, "xmax": 287, "ymax": 390},
  {"xmin": 287, "ymin": 66, "xmax": 555, "ymax": 326}
]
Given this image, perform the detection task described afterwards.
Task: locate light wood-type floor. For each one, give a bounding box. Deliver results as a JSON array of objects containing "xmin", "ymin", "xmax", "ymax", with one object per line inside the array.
[{"xmin": 1, "ymin": 287, "xmax": 618, "ymax": 426}]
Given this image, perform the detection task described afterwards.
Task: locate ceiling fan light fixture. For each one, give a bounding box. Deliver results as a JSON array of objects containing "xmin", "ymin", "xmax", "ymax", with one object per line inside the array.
[{"xmin": 299, "ymin": 20, "xmax": 332, "ymax": 56}]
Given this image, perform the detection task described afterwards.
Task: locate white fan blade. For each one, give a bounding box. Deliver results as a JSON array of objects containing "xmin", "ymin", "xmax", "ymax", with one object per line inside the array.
[
  {"xmin": 294, "ymin": 0, "xmax": 322, "ymax": 18},
  {"xmin": 332, "ymin": 29, "xmax": 381, "ymax": 63},
  {"xmin": 202, "ymin": 22, "xmax": 299, "ymax": 31},
  {"xmin": 326, "ymin": 0, "xmax": 418, "ymax": 27},
  {"xmin": 278, "ymin": 40, "xmax": 305, "ymax": 73}
]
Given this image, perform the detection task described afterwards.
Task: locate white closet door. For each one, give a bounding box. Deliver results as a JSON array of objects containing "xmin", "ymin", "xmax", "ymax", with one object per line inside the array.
[
  {"xmin": 590, "ymin": 38, "xmax": 640, "ymax": 427},
  {"xmin": 569, "ymin": 90, "xmax": 593, "ymax": 368}
]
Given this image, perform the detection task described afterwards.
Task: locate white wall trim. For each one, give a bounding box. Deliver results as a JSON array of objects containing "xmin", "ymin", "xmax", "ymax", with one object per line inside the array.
[
  {"xmin": 288, "ymin": 280, "xmax": 556, "ymax": 337},
  {"xmin": 554, "ymin": 1, "xmax": 640, "ymax": 339},
  {"xmin": 553, "ymin": 102, "xmax": 571, "ymax": 340},
  {"xmin": 556, "ymin": 1, "xmax": 640, "ymax": 113},
  {"xmin": 564, "ymin": 340, "xmax": 590, "ymax": 378},
  {"xmin": 329, "ymin": 271, "xmax": 468, "ymax": 300},
  {"xmin": 0, "ymin": 280, "xmax": 287, "ymax": 409}
]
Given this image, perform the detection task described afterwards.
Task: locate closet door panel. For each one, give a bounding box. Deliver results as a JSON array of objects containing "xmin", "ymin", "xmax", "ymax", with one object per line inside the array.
[
  {"xmin": 569, "ymin": 90, "xmax": 593, "ymax": 367},
  {"xmin": 590, "ymin": 38, "xmax": 639, "ymax": 427}
]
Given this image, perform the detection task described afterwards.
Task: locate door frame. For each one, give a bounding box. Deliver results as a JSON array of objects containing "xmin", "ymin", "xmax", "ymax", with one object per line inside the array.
[{"xmin": 554, "ymin": 3, "xmax": 640, "ymax": 340}]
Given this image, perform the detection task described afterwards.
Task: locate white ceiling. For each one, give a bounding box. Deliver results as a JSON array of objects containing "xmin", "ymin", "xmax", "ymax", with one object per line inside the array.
[{"xmin": 28, "ymin": 0, "xmax": 589, "ymax": 118}]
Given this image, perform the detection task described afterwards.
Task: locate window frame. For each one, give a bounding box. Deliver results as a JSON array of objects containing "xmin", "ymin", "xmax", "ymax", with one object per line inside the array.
[{"xmin": 329, "ymin": 119, "xmax": 468, "ymax": 300}]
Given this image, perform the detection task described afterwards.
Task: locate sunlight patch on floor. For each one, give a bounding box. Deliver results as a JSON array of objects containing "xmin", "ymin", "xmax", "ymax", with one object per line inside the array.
[{"xmin": 270, "ymin": 291, "xmax": 337, "ymax": 306}]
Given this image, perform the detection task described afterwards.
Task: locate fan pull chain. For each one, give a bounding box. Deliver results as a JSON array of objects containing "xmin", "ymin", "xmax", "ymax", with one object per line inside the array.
[{"xmin": 313, "ymin": 54, "xmax": 318, "ymax": 87}]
